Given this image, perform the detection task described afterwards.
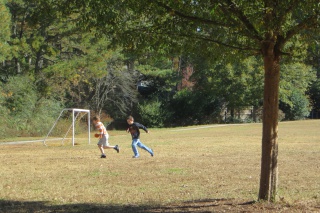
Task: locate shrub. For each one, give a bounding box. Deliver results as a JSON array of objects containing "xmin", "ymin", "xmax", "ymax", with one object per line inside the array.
[
  {"xmin": 0, "ymin": 76, "xmax": 64, "ymax": 138},
  {"xmin": 280, "ymin": 89, "xmax": 311, "ymax": 120},
  {"xmin": 169, "ymin": 89, "xmax": 223, "ymax": 126},
  {"xmin": 137, "ymin": 99, "xmax": 167, "ymax": 128}
]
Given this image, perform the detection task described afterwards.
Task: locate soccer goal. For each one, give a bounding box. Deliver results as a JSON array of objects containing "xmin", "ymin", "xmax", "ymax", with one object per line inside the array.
[{"xmin": 43, "ymin": 108, "xmax": 91, "ymax": 146}]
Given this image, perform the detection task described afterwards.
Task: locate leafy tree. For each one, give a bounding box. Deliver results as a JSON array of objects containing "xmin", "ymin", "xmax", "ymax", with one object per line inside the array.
[
  {"xmin": 280, "ymin": 89, "xmax": 311, "ymax": 120},
  {"xmin": 136, "ymin": 57, "xmax": 179, "ymax": 108},
  {"xmin": 191, "ymin": 56, "xmax": 264, "ymax": 121},
  {"xmin": 0, "ymin": 0, "xmax": 140, "ymax": 139},
  {"xmin": 3, "ymin": 0, "xmax": 134, "ymax": 114},
  {"xmin": 0, "ymin": 0, "xmax": 11, "ymax": 63},
  {"xmin": 190, "ymin": 55, "xmax": 315, "ymax": 122},
  {"xmin": 309, "ymin": 79, "xmax": 320, "ymax": 112},
  {"xmin": 306, "ymin": 35, "xmax": 320, "ymax": 113},
  {"xmin": 0, "ymin": 75, "xmax": 63, "ymax": 137},
  {"xmin": 170, "ymin": 88, "xmax": 223, "ymax": 125},
  {"xmin": 91, "ymin": 57, "xmax": 138, "ymax": 117},
  {"xmin": 280, "ymin": 63, "xmax": 316, "ymax": 119}
]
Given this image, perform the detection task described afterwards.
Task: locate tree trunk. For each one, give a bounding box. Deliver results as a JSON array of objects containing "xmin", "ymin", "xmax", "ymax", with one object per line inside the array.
[
  {"xmin": 230, "ymin": 108, "xmax": 235, "ymax": 122},
  {"xmin": 258, "ymin": 40, "xmax": 280, "ymax": 202},
  {"xmin": 127, "ymin": 60, "xmax": 135, "ymax": 73},
  {"xmin": 252, "ymin": 106, "xmax": 257, "ymax": 122},
  {"xmin": 35, "ymin": 50, "xmax": 43, "ymax": 74}
]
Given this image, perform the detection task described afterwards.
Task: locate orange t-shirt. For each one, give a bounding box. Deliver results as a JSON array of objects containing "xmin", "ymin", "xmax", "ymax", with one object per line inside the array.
[{"xmin": 95, "ymin": 122, "xmax": 108, "ymax": 136}]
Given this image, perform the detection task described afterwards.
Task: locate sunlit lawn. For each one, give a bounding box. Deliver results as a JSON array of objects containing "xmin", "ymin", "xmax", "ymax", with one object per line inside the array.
[{"xmin": 0, "ymin": 120, "xmax": 319, "ymax": 212}]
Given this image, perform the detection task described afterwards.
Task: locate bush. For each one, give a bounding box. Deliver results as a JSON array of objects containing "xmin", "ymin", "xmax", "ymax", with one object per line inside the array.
[
  {"xmin": 0, "ymin": 101, "xmax": 10, "ymax": 138},
  {"xmin": 169, "ymin": 89, "xmax": 223, "ymax": 126},
  {"xmin": 137, "ymin": 99, "xmax": 167, "ymax": 128},
  {"xmin": 27, "ymin": 98, "xmax": 64, "ymax": 136},
  {"xmin": 0, "ymin": 76, "xmax": 64, "ymax": 138},
  {"xmin": 280, "ymin": 89, "xmax": 311, "ymax": 120}
]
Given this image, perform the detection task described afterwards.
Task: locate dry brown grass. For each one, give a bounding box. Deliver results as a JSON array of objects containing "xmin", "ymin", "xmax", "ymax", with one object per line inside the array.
[{"xmin": 0, "ymin": 120, "xmax": 319, "ymax": 212}]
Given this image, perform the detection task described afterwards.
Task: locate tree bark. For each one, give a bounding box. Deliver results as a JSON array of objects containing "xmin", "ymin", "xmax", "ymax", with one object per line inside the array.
[
  {"xmin": 258, "ymin": 39, "xmax": 280, "ymax": 202},
  {"xmin": 230, "ymin": 108, "xmax": 235, "ymax": 122},
  {"xmin": 252, "ymin": 106, "xmax": 258, "ymax": 122},
  {"xmin": 127, "ymin": 60, "xmax": 135, "ymax": 73}
]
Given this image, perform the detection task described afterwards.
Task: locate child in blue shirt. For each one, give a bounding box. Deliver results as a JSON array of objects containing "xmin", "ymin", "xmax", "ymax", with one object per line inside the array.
[{"xmin": 126, "ymin": 116, "xmax": 154, "ymax": 158}]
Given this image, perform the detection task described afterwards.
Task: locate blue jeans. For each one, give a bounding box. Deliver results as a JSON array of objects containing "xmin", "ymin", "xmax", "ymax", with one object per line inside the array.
[{"xmin": 132, "ymin": 139, "xmax": 153, "ymax": 157}]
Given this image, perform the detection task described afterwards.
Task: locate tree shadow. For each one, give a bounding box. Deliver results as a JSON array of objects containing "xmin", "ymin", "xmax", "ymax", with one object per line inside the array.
[
  {"xmin": 0, "ymin": 198, "xmax": 258, "ymax": 213},
  {"xmin": 1, "ymin": 198, "xmax": 316, "ymax": 213}
]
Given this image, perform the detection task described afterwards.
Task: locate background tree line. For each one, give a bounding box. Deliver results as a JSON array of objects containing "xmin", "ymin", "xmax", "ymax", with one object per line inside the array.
[{"xmin": 0, "ymin": 0, "xmax": 319, "ymax": 138}]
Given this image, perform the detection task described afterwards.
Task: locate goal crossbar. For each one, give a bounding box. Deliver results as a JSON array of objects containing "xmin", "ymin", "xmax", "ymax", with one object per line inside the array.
[{"xmin": 43, "ymin": 108, "xmax": 91, "ymax": 146}]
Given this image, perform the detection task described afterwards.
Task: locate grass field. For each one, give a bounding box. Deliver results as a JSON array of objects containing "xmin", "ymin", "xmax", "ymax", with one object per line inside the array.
[{"xmin": 0, "ymin": 120, "xmax": 319, "ymax": 212}]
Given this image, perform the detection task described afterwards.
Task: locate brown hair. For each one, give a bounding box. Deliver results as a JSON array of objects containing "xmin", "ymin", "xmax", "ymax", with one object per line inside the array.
[
  {"xmin": 92, "ymin": 116, "xmax": 100, "ymax": 121},
  {"xmin": 127, "ymin": 115, "xmax": 134, "ymax": 121}
]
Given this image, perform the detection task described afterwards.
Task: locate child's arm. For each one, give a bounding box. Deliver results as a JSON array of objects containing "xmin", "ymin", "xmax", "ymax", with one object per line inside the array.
[
  {"xmin": 135, "ymin": 123, "xmax": 149, "ymax": 133},
  {"xmin": 96, "ymin": 123, "xmax": 104, "ymax": 138}
]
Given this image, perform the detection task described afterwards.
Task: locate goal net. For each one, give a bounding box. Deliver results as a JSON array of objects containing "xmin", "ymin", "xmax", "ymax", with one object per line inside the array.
[{"xmin": 43, "ymin": 108, "xmax": 91, "ymax": 146}]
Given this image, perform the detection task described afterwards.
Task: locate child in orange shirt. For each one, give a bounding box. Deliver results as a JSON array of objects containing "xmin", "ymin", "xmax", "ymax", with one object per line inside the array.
[{"xmin": 93, "ymin": 116, "xmax": 119, "ymax": 158}]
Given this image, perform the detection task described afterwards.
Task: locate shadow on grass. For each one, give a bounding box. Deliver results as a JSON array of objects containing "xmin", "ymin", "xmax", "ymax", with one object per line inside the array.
[
  {"xmin": 1, "ymin": 198, "xmax": 318, "ymax": 213},
  {"xmin": 0, "ymin": 198, "xmax": 256, "ymax": 213}
]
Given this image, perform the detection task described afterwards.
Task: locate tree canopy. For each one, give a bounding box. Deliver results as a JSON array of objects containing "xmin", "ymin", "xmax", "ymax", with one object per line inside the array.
[{"xmin": 0, "ymin": 0, "xmax": 11, "ymax": 61}]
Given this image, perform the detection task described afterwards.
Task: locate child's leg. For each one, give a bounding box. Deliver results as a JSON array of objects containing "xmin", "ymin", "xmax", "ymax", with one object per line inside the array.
[
  {"xmin": 103, "ymin": 145, "xmax": 116, "ymax": 149},
  {"xmin": 98, "ymin": 144, "xmax": 105, "ymax": 155},
  {"xmin": 136, "ymin": 140, "xmax": 153, "ymax": 155},
  {"xmin": 97, "ymin": 135, "xmax": 109, "ymax": 156},
  {"xmin": 103, "ymin": 145, "xmax": 120, "ymax": 153},
  {"xmin": 101, "ymin": 136, "xmax": 119, "ymax": 152},
  {"xmin": 97, "ymin": 137, "xmax": 106, "ymax": 155},
  {"xmin": 132, "ymin": 139, "xmax": 140, "ymax": 157}
]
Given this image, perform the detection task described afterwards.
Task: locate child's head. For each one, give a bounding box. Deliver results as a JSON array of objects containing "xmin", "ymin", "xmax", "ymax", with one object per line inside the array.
[
  {"xmin": 92, "ymin": 116, "xmax": 100, "ymax": 124},
  {"xmin": 127, "ymin": 116, "xmax": 134, "ymax": 125}
]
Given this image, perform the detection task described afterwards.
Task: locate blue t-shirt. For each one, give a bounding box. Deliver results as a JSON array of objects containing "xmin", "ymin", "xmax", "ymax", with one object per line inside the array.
[{"xmin": 128, "ymin": 122, "xmax": 148, "ymax": 139}]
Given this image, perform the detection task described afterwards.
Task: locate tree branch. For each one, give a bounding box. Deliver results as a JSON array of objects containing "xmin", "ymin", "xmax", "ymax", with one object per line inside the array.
[
  {"xmin": 282, "ymin": 14, "xmax": 319, "ymax": 46},
  {"xmin": 153, "ymin": 29, "xmax": 260, "ymax": 52},
  {"xmin": 154, "ymin": 1, "xmax": 232, "ymax": 28},
  {"xmin": 221, "ymin": 0, "xmax": 263, "ymax": 42},
  {"xmin": 276, "ymin": 0, "xmax": 300, "ymax": 31},
  {"xmin": 116, "ymin": 23, "xmax": 260, "ymax": 52},
  {"xmin": 186, "ymin": 34, "xmax": 260, "ymax": 52}
]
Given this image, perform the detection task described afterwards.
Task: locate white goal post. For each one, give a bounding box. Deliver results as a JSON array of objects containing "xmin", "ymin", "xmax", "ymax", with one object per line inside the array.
[{"xmin": 43, "ymin": 108, "xmax": 91, "ymax": 146}]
